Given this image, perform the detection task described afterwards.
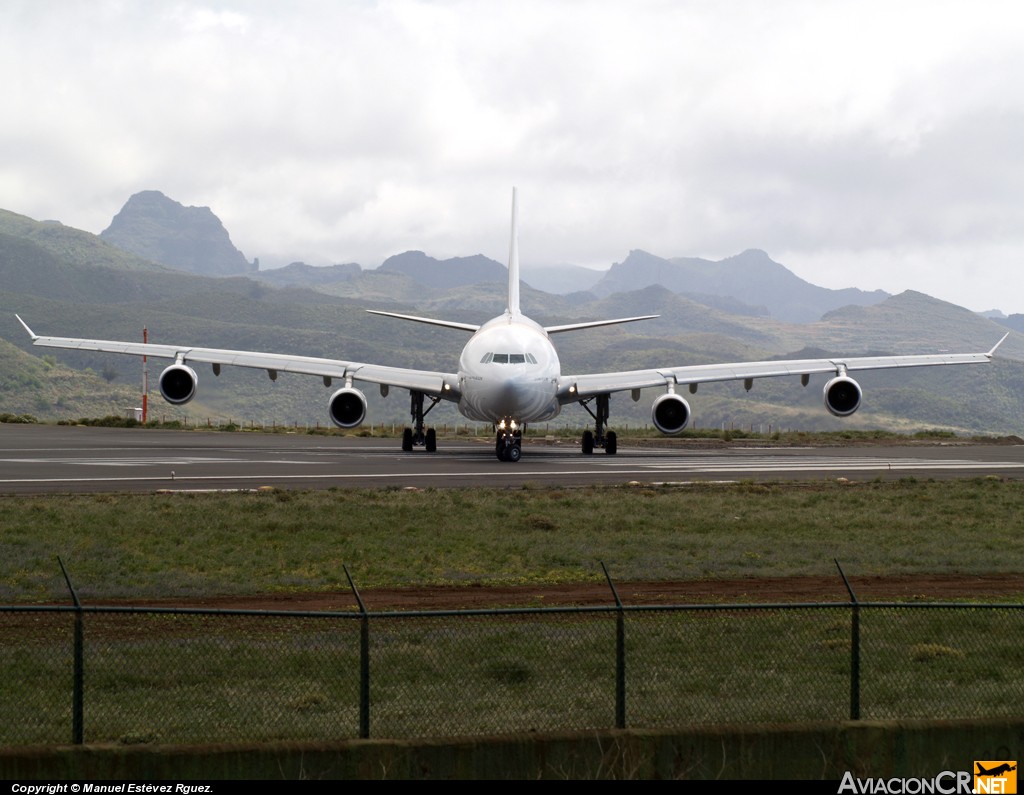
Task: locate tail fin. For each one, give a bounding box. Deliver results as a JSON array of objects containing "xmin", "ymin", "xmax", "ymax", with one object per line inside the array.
[{"xmin": 507, "ymin": 187, "xmax": 521, "ymax": 316}]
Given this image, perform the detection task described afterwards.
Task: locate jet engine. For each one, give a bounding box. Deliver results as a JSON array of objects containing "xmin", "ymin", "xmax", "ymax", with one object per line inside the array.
[
  {"xmin": 823, "ymin": 375, "xmax": 862, "ymax": 417},
  {"xmin": 158, "ymin": 364, "xmax": 198, "ymax": 405},
  {"xmin": 328, "ymin": 387, "xmax": 368, "ymax": 429},
  {"xmin": 652, "ymin": 392, "xmax": 691, "ymax": 435}
]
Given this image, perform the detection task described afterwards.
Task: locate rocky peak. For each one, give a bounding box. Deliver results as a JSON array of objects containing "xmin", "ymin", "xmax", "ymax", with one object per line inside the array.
[{"xmin": 100, "ymin": 190, "xmax": 255, "ymax": 277}]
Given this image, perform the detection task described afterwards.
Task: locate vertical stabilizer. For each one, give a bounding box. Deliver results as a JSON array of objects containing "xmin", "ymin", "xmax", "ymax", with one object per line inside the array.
[{"xmin": 507, "ymin": 187, "xmax": 521, "ymax": 316}]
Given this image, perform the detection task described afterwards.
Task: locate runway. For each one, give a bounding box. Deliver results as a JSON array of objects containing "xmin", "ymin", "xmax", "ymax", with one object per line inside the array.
[{"xmin": 1, "ymin": 424, "xmax": 1023, "ymax": 494}]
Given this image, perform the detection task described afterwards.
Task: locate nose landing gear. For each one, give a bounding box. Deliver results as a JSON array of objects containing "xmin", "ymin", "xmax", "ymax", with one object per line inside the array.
[{"xmin": 495, "ymin": 421, "xmax": 523, "ymax": 462}]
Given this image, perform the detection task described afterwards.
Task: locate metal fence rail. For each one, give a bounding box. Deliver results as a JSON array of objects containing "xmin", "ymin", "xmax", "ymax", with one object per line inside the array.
[{"xmin": 2, "ymin": 600, "xmax": 1022, "ymax": 746}]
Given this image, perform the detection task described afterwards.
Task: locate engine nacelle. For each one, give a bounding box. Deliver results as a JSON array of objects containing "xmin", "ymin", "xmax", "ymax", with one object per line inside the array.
[
  {"xmin": 158, "ymin": 364, "xmax": 198, "ymax": 405},
  {"xmin": 823, "ymin": 375, "xmax": 862, "ymax": 417},
  {"xmin": 652, "ymin": 392, "xmax": 691, "ymax": 435},
  {"xmin": 328, "ymin": 387, "xmax": 368, "ymax": 429}
]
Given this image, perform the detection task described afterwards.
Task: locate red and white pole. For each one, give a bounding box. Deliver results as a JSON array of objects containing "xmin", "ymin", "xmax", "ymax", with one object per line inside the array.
[{"xmin": 142, "ymin": 327, "xmax": 149, "ymax": 423}]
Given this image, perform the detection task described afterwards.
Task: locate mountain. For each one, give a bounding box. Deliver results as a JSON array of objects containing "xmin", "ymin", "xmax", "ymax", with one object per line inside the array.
[
  {"xmin": 519, "ymin": 263, "xmax": 605, "ymax": 294},
  {"xmin": 100, "ymin": 191, "xmax": 256, "ymax": 277},
  {"xmin": 378, "ymin": 251, "xmax": 505, "ymax": 290},
  {"xmin": 992, "ymin": 314, "xmax": 1024, "ymax": 335},
  {"xmin": 591, "ymin": 249, "xmax": 889, "ymax": 323},
  {"xmin": 251, "ymin": 261, "xmax": 361, "ymax": 289},
  {"xmin": 2, "ymin": 202, "xmax": 1021, "ymax": 435}
]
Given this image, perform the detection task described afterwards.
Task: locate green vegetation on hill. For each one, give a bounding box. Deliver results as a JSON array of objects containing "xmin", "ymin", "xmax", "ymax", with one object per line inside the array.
[
  {"xmin": 1, "ymin": 204, "xmax": 1022, "ymax": 434},
  {"xmin": 0, "ymin": 339, "xmax": 143, "ymax": 418},
  {"xmin": 0, "ymin": 209, "xmax": 165, "ymax": 272}
]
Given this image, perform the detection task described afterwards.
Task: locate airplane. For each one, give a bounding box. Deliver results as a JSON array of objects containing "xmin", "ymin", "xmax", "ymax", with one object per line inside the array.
[
  {"xmin": 15, "ymin": 189, "xmax": 1008, "ymax": 462},
  {"xmin": 977, "ymin": 763, "xmax": 1016, "ymax": 777}
]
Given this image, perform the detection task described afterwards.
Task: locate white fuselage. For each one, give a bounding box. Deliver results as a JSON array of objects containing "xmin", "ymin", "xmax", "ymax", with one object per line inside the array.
[{"xmin": 456, "ymin": 312, "xmax": 562, "ymax": 424}]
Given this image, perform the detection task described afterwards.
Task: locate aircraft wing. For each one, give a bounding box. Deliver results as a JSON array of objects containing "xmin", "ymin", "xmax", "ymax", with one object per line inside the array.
[
  {"xmin": 561, "ymin": 335, "xmax": 1008, "ymax": 400},
  {"xmin": 15, "ymin": 316, "xmax": 459, "ymax": 398}
]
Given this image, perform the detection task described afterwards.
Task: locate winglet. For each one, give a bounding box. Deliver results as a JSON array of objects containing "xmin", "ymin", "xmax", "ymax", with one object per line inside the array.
[
  {"xmin": 988, "ymin": 331, "xmax": 1010, "ymax": 358},
  {"xmin": 507, "ymin": 187, "xmax": 521, "ymax": 317},
  {"xmin": 15, "ymin": 314, "xmax": 38, "ymax": 341}
]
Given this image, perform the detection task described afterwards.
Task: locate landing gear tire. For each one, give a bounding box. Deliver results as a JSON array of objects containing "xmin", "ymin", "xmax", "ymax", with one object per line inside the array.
[
  {"xmin": 402, "ymin": 428, "xmax": 413, "ymax": 452},
  {"xmin": 581, "ymin": 430, "xmax": 594, "ymax": 455},
  {"xmin": 496, "ymin": 444, "xmax": 507, "ymax": 461},
  {"xmin": 425, "ymin": 428, "xmax": 437, "ymax": 453},
  {"xmin": 507, "ymin": 444, "xmax": 521, "ymax": 463},
  {"xmin": 605, "ymin": 430, "xmax": 617, "ymax": 455}
]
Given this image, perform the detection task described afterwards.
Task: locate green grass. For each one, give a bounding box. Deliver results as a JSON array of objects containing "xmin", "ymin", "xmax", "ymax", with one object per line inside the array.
[
  {"xmin": 3, "ymin": 478, "xmax": 1024, "ymax": 745},
  {"xmin": 3, "ymin": 603, "xmax": 1021, "ymax": 744},
  {"xmin": 3, "ymin": 478, "xmax": 1024, "ymax": 602}
]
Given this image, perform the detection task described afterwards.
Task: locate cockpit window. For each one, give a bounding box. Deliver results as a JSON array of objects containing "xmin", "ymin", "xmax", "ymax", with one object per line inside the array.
[{"xmin": 480, "ymin": 352, "xmax": 537, "ymax": 364}]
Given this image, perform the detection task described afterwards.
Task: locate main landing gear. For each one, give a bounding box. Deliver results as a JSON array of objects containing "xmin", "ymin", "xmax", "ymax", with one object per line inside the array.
[
  {"xmin": 401, "ymin": 390, "xmax": 440, "ymax": 453},
  {"xmin": 579, "ymin": 393, "xmax": 617, "ymax": 455},
  {"xmin": 495, "ymin": 421, "xmax": 523, "ymax": 462}
]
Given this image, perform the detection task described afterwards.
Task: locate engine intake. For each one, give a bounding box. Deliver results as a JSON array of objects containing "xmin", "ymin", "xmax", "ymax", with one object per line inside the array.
[
  {"xmin": 823, "ymin": 375, "xmax": 862, "ymax": 417},
  {"xmin": 159, "ymin": 364, "xmax": 198, "ymax": 405},
  {"xmin": 652, "ymin": 392, "xmax": 691, "ymax": 435},
  {"xmin": 328, "ymin": 387, "xmax": 368, "ymax": 429}
]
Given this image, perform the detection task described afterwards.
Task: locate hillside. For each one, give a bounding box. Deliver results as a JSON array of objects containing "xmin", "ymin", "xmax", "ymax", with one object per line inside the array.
[
  {"xmin": 249, "ymin": 262, "xmax": 362, "ymax": 289},
  {"xmin": 0, "ymin": 203, "xmax": 1020, "ymax": 435},
  {"xmin": 0, "ymin": 209, "xmax": 166, "ymax": 273},
  {"xmin": 377, "ymin": 251, "xmax": 506, "ymax": 289},
  {"xmin": 0, "ymin": 337, "xmax": 147, "ymax": 419}
]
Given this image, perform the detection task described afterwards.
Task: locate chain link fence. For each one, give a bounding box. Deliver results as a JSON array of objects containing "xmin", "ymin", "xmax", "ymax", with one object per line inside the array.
[{"xmin": 2, "ymin": 599, "xmax": 1022, "ymax": 746}]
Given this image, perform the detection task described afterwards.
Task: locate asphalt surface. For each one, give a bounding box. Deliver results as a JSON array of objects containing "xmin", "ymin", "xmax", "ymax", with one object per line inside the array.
[{"xmin": 1, "ymin": 424, "xmax": 1024, "ymax": 494}]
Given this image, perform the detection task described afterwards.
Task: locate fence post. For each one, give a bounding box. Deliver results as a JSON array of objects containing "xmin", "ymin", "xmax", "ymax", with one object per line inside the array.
[
  {"xmin": 836, "ymin": 560, "xmax": 861, "ymax": 720},
  {"xmin": 602, "ymin": 561, "xmax": 626, "ymax": 729},
  {"xmin": 58, "ymin": 557, "xmax": 84, "ymax": 744},
  {"xmin": 345, "ymin": 565, "xmax": 371, "ymax": 738}
]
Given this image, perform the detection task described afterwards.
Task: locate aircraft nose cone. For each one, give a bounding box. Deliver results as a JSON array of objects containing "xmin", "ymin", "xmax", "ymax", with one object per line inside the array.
[
  {"xmin": 484, "ymin": 370, "xmax": 549, "ymax": 417},
  {"xmin": 490, "ymin": 375, "xmax": 524, "ymax": 415}
]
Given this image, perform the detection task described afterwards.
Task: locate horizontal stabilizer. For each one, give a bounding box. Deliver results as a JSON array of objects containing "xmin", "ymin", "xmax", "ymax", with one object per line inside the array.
[
  {"xmin": 544, "ymin": 315, "xmax": 659, "ymax": 334},
  {"xmin": 365, "ymin": 309, "xmax": 480, "ymax": 333}
]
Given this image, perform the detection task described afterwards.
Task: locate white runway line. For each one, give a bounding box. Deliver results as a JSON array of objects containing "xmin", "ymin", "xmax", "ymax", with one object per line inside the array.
[
  {"xmin": 623, "ymin": 456, "xmax": 1024, "ymax": 472},
  {"xmin": 0, "ymin": 456, "xmax": 319, "ymax": 467}
]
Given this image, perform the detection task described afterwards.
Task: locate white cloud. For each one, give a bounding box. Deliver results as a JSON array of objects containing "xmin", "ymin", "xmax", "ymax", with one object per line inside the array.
[{"xmin": 2, "ymin": 0, "xmax": 1023, "ymax": 311}]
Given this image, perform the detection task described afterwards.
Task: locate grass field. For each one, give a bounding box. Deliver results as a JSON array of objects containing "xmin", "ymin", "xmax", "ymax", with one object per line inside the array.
[
  {"xmin": 3, "ymin": 597, "xmax": 1021, "ymax": 744},
  {"xmin": 3, "ymin": 472, "xmax": 1024, "ymax": 745},
  {"xmin": 2, "ymin": 476, "xmax": 1023, "ymax": 602}
]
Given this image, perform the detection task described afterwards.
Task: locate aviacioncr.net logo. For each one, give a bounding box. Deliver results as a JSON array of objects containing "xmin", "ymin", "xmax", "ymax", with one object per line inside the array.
[{"xmin": 838, "ymin": 771, "xmax": 973, "ymax": 794}]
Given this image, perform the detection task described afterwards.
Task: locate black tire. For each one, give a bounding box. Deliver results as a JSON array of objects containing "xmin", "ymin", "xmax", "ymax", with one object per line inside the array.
[
  {"xmin": 402, "ymin": 428, "xmax": 413, "ymax": 452},
  {"xmin": 605, "ymin": 431, "xmax": 617, "ymax": 455},
  {"xmin": 507, "ymin": 444, "xmax": 521, "ymax": 462},
  {"xmin": 496, "ymin": 444, "xmax": 507, "ymax": 461},
  {"xmin": 581, "ymin": 430, "xmax": 594, "ymax": 455},
  {"xmin": 425, "ymin": 428, "xmax": 437, "ymax": 452}
]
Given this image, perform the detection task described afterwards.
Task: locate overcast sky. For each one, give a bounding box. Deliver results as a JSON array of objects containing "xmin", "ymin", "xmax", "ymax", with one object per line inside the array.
[{"xmin": 3, "ymin": 1, "xmax": 1023, "ymax": 313}]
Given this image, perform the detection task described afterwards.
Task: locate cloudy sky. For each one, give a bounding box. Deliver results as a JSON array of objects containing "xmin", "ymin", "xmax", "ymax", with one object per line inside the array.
[{"xmin": 3, "ymin": 1, "xmax": 1023, "ymax": 312}]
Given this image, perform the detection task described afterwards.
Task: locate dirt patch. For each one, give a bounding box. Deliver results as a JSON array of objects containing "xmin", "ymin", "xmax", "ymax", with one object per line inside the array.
[{"xmin": 101, "ymin": 573, "xmax": 1024, "ymax": 613}]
